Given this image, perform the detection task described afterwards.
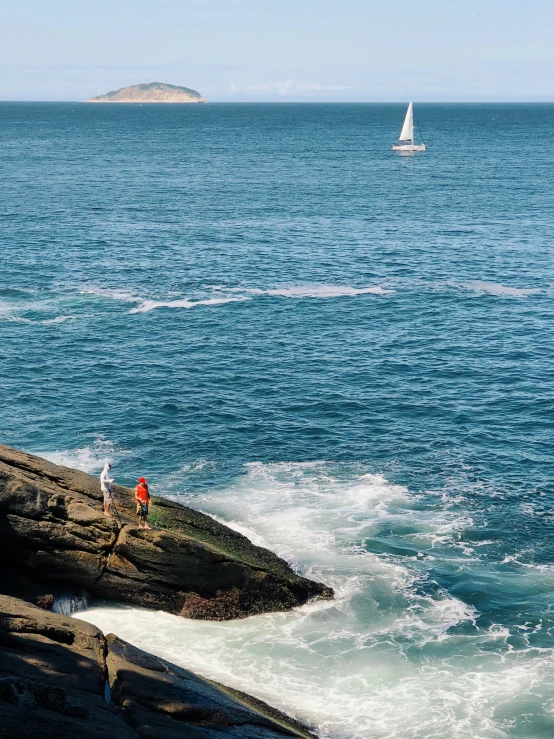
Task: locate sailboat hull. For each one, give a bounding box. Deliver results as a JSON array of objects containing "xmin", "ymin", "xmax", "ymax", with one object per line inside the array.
[{"xmin": 392, "ymin": 143, "xmax": 426, "ymax": 152}]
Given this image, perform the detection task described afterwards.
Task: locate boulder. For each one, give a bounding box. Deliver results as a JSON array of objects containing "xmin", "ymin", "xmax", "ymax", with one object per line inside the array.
[
  {"xmin": 0, "ymin": 445, "xmax": 332, "ymax": 620},
  {"xmin": 0, "ymin": 595, "xmax": 316, "ymax": 738},
  {"xmin": 0, "ymin": 595, "xmax": 131, "ymax": 738}
]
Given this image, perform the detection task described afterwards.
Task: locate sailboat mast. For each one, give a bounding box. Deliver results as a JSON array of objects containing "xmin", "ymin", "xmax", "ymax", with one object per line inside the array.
[{"xmin": 414, "ymin": 106, "xmax": 424, "ymax": 145}]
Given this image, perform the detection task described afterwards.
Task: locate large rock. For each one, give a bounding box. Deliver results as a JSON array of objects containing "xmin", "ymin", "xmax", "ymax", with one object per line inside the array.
[
  {"xmin": 0, "ymin": 445, "xmax": 332, "ymax": 619},
  {"xmin": 0, "ymin": 595, "xmax": 316, "ymax": 738},
  {"xmin": 0, "ymin": 595, "xmax": 131, "ymax": 738}
]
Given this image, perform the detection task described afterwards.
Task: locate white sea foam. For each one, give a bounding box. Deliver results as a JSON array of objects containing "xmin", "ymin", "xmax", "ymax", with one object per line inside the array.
[
  {"xmin": 39, "ymin": 438, "xmax": 124, "ymax": 474},
  {"xmin": 79, "ymin": 598, "xmax": 552, "ymax": 739},
  {"xmin": 77, "ymin": 285, "xmax": 253, "ymax": 314},
  {"xmin": 40, "ymin": 315, "xmax": 75, "ymax": 324},
  {"xmin": 129, "ymin": 296, "xmax": 250, "ymax": 314},
  {"xmin": 71, "ymin": 283, "xmax": 393, "ymax": 316},
  {"xmin": 126, "ymin": 284, "xmax": 390, "ymax": 313},
  {"xmin": 459, "ymin": 281, "xmax": 542, "ymax": 298},
  {"xmin": 0, "ymin": 300, "xmax": 13, "ymax": 318},
  {"xmin": 77, "ymin": 460, "xmax": 548, "ymax": 739},
  {"xmin": 7, "ymin": 314, "xmax": 79, "ymax": 325},
  {"xmin": 1, "ymin": 287, "xmax": 92, "ymax": 324},
  {"xmin": 78, "ymin": 286, "xmax": 143, "ymax": 303},
  {"xmin": 220, "ymin": 284, "xmax": 394, "ymax": 299},
  {"xmin": 266, "ymin": 285, "xmax": 394, "ymax": 298}
]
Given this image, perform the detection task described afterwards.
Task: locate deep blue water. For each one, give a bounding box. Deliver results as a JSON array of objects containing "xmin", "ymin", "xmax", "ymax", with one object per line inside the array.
[{"xmin": 2, "ymin": 103, "xmax": 554, "ymax": 738}]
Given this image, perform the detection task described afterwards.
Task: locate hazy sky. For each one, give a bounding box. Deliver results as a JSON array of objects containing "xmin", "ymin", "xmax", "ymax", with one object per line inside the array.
[{"xmin": 1, "ymin": 0, "xmax": 553, "ymax": 102}]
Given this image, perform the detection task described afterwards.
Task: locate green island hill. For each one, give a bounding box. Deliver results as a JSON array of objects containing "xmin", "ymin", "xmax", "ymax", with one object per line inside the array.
[{"xmin": 86, "ymin": 82, "xmax": 208, "ymax": 103}]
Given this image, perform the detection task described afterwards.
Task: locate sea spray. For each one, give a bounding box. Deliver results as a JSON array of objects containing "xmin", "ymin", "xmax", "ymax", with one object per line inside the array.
[
  {"xmin": 79, "ymin": 462, "xmax": 554, "ymax": 738},
  {"xmin": 53, "ymin": 591, "xmax": 91, "ymax": 616}
]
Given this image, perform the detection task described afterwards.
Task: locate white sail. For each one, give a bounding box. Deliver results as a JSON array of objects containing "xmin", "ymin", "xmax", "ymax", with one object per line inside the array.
[{"xmin": 398, "ymin": 102, "xmax": 414, "ymax": 142}]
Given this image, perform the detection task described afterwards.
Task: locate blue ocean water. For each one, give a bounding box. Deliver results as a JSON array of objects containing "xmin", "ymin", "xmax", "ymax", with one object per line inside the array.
[{"xmin": 2, "ymin": 102, "xmax": 554, "ymax": 738}]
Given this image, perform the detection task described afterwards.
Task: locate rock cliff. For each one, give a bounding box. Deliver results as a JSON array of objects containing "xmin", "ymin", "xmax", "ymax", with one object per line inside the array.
[
  {"xmin": 86, "ymin": 82, "xmax": 208, "ymax": 103},
  {"xmin": 0, "ymin": 444, "xmax": 331, "ymax": 736},
  {"xmin": 0, "ymin": 444, "xmax": 332, "ymax": 619}
]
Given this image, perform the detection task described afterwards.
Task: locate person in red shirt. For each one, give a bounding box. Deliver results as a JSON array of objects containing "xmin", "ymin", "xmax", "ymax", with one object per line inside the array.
[{"xmin": 135, "ymin": 477, "xmax": 151, "ymax": 529}]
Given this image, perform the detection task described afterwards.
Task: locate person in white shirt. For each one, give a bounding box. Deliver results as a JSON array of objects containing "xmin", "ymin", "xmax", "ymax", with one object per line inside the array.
[{"xmin": 100, "ymin": 462, "xmax": 114, "ymax": 517}]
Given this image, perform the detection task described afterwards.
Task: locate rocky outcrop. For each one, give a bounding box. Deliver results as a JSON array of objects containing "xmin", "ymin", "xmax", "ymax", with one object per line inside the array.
[
  {"xmin": 0, "ymin": 444, "xmax": 332, "ymax": 619},
  {"xmin": 86, "ymin": 82, "xmax": 208, "ymax": 103},
  {"xmin": 0, "ymin": 595, "xmax": 316, "ymax": 738}
]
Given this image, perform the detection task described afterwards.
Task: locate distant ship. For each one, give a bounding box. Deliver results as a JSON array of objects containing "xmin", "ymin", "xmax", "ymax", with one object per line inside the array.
[{"xmin": 392, "ymin": 102, "xmax": 426, "ymax": 152}]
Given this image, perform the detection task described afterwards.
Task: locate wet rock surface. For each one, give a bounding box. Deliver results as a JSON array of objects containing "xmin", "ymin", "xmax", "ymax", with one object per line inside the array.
[{"xmin": 0, "ymin": 444, "xmax": 332, "ymax": 619}]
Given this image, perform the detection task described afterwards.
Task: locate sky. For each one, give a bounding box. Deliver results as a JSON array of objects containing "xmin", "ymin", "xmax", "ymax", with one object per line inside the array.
[{"xmin": 1, "ymin": 0, "xmax": 553, "ymax": 102}]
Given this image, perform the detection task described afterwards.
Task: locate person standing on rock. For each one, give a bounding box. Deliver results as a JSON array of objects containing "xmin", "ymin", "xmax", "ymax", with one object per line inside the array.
[
  {"xmin": 100, "ymin": 462, "xmax": 115, "ymax": 517},
  {"xmin": 135, "ymin": 477, "xmax": 151, "ymax": 529}
]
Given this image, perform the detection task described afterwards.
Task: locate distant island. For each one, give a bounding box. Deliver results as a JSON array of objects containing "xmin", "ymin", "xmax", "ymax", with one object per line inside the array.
[{"xmin": 86, "ymin": 81, "xmax": 208, "ymax": 104}]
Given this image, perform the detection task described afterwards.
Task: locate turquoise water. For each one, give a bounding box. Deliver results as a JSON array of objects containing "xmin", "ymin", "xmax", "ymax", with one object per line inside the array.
[{"xmin": 3, "ymin": 102, "xmax": 554, "ymax": 738}]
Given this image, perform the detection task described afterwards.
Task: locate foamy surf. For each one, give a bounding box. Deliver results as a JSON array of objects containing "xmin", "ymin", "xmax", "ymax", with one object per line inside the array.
[
  {"xmin": 39, "ymin": 438, "xmax": 124, "ymax": 474},
  {"xmin": 75, "ymin": 460, "xmax": 552, "ymax": 739},
  {"xmin": 78, "ymin": 601, "xmax": 554, "ymax": 739}
]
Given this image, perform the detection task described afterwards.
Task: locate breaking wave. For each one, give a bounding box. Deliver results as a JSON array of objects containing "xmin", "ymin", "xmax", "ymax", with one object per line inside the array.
[
  {"xmin": 77, "ymin": 461, "xmax": 554, "ymax": 739},
  {"xmin": 39, "ymin": 438, "xmax": 124, "ymax": 474}
]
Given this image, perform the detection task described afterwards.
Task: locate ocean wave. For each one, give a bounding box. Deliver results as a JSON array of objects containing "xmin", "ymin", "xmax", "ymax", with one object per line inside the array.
[
  {"xmin": 76, "ymin": 460, "xmax": 554, "ymax": 738},
  {"xmin": 39, "ymin": 438, "xmax": 125, "ymax": 474},
  {"xmin": 123, "ymin": 284, "xmax": 393, "ymax": 315},
  {"xmin": 78, "ymin": 598, "xmax": 549, "ymax": 739},
  {"xmin": 458, "ymin": 281, "xmax": 542, "ymax": 298}
]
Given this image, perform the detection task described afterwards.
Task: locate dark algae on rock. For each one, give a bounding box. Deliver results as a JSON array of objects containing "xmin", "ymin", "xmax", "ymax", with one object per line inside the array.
[
  {"xmin": 0, "ymin": 444, "xmax": 332, "ymax": 737},
  {"xmin": 0, "ymin": 444, "xmax": 332, "ymax": 619}
]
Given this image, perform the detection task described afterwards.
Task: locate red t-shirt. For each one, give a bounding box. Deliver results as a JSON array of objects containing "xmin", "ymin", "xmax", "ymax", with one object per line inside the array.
[{"xmin": 136, "ymin": 483, "xmax": 149, "ymax": 503}]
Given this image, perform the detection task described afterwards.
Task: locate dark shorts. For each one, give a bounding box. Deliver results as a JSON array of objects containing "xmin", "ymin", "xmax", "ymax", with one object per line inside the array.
[{"xmin": 136, "ymin": 502, "xmax": 148, "ymax": 517}]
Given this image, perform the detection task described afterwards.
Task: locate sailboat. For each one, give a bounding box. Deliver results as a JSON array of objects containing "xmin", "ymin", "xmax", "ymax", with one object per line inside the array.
[{"xmin": 392, "ymin": 102, "xmax": 425, "ymax": 152}]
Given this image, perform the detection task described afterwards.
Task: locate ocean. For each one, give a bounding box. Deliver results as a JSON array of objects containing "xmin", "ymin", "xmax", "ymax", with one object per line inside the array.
[{"xmin": 2, "ymin": 101, "xmax": 554, "ymax": 738}]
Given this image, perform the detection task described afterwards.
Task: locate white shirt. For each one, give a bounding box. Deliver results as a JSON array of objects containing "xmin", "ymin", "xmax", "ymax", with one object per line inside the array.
[{"xmin": 100, "ymin": 464, "xmax": 114, "ymax": 492}]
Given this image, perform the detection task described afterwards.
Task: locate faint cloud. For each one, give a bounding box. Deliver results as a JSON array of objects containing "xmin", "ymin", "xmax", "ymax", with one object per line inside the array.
[{"xmin": 229, "ymin": 79, "xmax": 354, "ymax": 97}]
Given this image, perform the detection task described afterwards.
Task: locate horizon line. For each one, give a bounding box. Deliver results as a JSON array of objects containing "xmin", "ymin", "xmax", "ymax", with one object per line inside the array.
[{"xmin": 1, "ymin": 99, "xmax": 554, "ymax": 104}]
